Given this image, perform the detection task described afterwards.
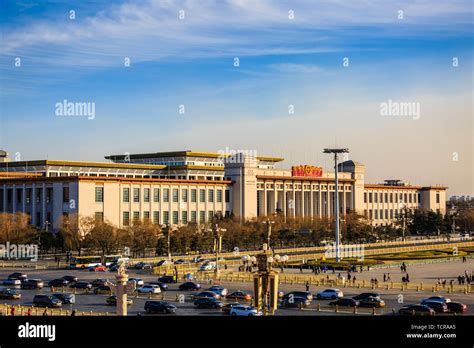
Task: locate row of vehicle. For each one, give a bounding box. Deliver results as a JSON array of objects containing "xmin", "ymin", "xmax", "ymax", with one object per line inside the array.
[
  {"xmin": 142, "ymin": 299, "xmax": 260, "ymax": 316},
  {"xmin": 279, "ymin": 290, "xmax": 385, "ymax": 309},
  {"xmin": 399, "ymin": 296, "xmax": 468, "ymax": 315}
]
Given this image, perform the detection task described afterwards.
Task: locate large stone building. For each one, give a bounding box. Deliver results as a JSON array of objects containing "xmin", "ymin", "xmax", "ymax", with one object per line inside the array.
[{"xmin": 0, "ymin": 149, "xmax": 447, "ymax": 231}]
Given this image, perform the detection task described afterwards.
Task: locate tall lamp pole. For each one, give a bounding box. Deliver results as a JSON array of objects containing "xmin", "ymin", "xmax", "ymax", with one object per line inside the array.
[{"xmin": 323, "ymin": 148, "xmax": 349, "ymax": 262}]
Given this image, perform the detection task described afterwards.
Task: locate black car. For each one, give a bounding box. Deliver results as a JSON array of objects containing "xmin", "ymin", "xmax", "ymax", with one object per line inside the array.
[
  {"xmin": 21, "ymin": 279, "xmax": 44, "ymax": 290},
  {"xmin": 8, "ymin": 272, "xmax": 27, "ymax": 281},
  {"xmin": 51, "ymin": 293, "xmax": 76, "ymax": 304},
  {"xmin": 144, "ymin": 301, "xmax": 177, "ymax": 314},
  {"xmin": 70, "ymin": 281, "xmax": 92, "ymax": 290},
  {"xmin": 329, "ymin": 298, "xmax": 359, "ymax": 307},
  {"xmin": 48, "ymin": 279, "xmax": 69, "ymax": 287},
  {"xmin": 194, "ymin": 297, "xmax": 223, "ymax": 309},
  {"xmin": 281, "ymin": 296, "xmax": 311, "ymax": 308},
  {"xmin": 399, "ymin": 305, "xmax": 434, "ymax": 316},
  {"xmin": 352, "ymin": 292, "xmax": 380, "ymax": 301},
  {"xmin": 179, "ymin": 282, "xmax": 201, "ymax": 291},
  {"xmin": 33, "ymin": 295, "xmax": 62, "ymax": 308},
  {"xmin": 158, "ymin": 276, "xmax": 175, "ymax": 284},
  {"xmin": 62, "ymin": 276, "xmax": 78, "ymax": 283},
  {"xmin": 282, "ymin": 291, "xmax": 313, "ymax": 302},
  {"xmin": 423, "ymin": 301, "xmax": 448, "ymax": 313},
  {"xmin": 446, "ymin": 302, "xmax": 467, "ymax": 313}
]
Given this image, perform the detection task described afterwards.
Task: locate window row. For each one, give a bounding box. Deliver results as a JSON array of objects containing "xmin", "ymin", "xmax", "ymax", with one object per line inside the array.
[
  {"xmin": 121, "ymin": 210, "xmax": 230, "ymax": 226},
  {"xmin": 364, "ymin": 191, "xmax": 420, "ymax": 204},
  {"xmin": 119, "ymin": 187, "xmax": 230, "ymax": 204}
]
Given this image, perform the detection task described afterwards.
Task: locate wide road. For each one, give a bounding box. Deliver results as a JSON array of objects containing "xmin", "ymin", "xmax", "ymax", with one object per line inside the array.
[{"xmin": 0, "ymin": 267, "xmax": 472, "ymax": 316}]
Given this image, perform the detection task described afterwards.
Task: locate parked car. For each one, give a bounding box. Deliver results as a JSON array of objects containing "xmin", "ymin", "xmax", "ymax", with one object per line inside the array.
[
  {"xmin": 136, "ymin": 285, "xmax": 161, "ymax": 294},
  {"xmin": 209, "ymin": 285, "xmax": 228, "ymax": 297},
  {"xmin": 174, "ymin": 259, "xmax": 190, "ymax": 264},
  {"xmin": 129, "ymin": 278, "xmax": 144, "ymax": 287},
  {"xmin": 52, "ymin": 293, "xmax": 76, "ymax": 304},
  {"xmin": 134, "ymin": 262, "xmax": 153, "ymax": 270},
  {"xmin": 281, "ymin": 296, "xmax": 311, "ymax": 308},
  {"xmin": 70, "ymin": 281, "xmax": 93, "ymax": 290},
  {"xmin": 156, "ymin": 260, "xmax": 172, "ymax": 267},
  {"xmin": 358, "ymin": 297, "xmax": 385, "ymax": 308},
  {"xmin": 399, "ymin": 304, "xmax": 435, "ymax": 316},
  {"xmin": 21, "ymin": 279, "xmax": 44, "ymax": 290},
  {"xmin": 106, "ymin": 295, "xmax": 133, "ymax": 306},
  {"xmin": 329, "ymin": 298, "xmax": 359, "ymax": 307},
  {"xmin": 229, "ymin": 305, "xmax": 262, "ymax": 316},
  {"xmin": 89, "ymin": 265, "xmax": 107, "ymax": 272},
  {"xmin": 226, "ymin": 290, "xmax": 252, "ymax": 301},
  {"xmin": 316, "ymin": 289, "xmax": 343, "ymax": 300},
  {"xmin": 194, "ymin": 297, "xmax": 223, "ymax": 309},
  {"xmin": 33, "ymin": 295, "xmax": 62, "ymax": 308},
  {"xmin": 8, "ymin": 272, "xmax": 27, "ymax": 281},
  {"xmin": 192, "ymin": 291, "xmax": 220, "ymax": 300},
  {"xmin": 3, "ymin": 279, "xmax": 21, "ymax": 286},
  {"xmin": 144, "ymin": 301, "xmax": 177, "ymax": 314},
  {"xmin": 62, "ymin": 275, "xmax": 78, "ymax": 283},
  {"xmin": 282, "ymin": 291, "xmax": 313, "ymax": 302},
  {"xmin": 199, "ymin": 262, "xmax": 216, "ymax": 271},
  {"xmin": 421, "ymin": 296, "xmax": 451, "ymax": 303},
  {"xmin": 353, "ymin": 292, "xmax": 380, "ymax": 301},
  {"xmin": 48, "ymin": 279, "xmax": 69, "ymax": 287},
  {"xmin": 0, "ymin": 288, "xmax": 21, "ymax": 300},
  {"xmin": 158, "ymin": 276, "xmax": 175, "ymax": 284},
  {"xmin": 446, "ymin": 301, "xmax": 467, "ymax": 313},
  {"xmin": 179, "ymin": 282, "xmax": 201, "ymax": 291},
  {"xmin": 222, "ymin": 302, "xmax": 241, "ymax": 314},
  {"xmin": 149, "ymin": 282, "xmax": 168, "ymax": 291},
  {"xmin": 91, "ymin": 278, "xmax": 109, "ymax": 287},
  {"xmin": 94, "ymin": 285, "xmax": 112, "ymax": 295},
  {"xmin": 422, "ymin": 300, "xmax": 448, "ymax": 313}
]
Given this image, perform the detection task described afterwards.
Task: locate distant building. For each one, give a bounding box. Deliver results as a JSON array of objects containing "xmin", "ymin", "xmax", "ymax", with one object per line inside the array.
[{"xmin": 0, "ymin": 149, "xmax": 447, "ymax": 231}]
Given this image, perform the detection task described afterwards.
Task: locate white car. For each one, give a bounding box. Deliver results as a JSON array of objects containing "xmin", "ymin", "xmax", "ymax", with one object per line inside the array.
[
  {"xmin": 316, "ymin": 289, "xmax": 344, "ymax": 300},
  {"xmin": 3, "ymin": 279, "xmax": 21, "ymax": 286},
  {"xmin": 129, "ymin": 278, "xmax": 144, "ymax": 287},
  {"xmin": 229, "ymin": 305, "xmax": 262, "ymax": 316},
  {"xmin": 136, "ymin": 285, "xmax": 161, "ymax": 294}
]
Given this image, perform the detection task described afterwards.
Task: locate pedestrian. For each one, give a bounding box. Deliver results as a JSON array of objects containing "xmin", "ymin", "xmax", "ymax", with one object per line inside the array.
[
  {"xmin": 383, "ymin": 273, "xmax": 386, "ymax": 282},
  {"xmin": 299, "ymin": 264, "xmax": 303, "ymax": 273},
  {"xmin": 42, "ymin": 309, "xmax": 48, "ymax": 316},
  {"xmin": 27, "ymin": 308, "xmax": 31, "ymax": 316},
  {"xmin": 406, "ymin": 273, "xmax": 410, "ymax": 282},
  {"xmin": 348, "ymin": 273, "xmax": 351, "ymax": 281},
  {"xmin": 387, "ymin": 273, "xmax": 391, "ymax": 281},
  {"xmin": 71, "ymin": 310, "xmax": 76, "ymax": 316},
  {"xmin": 352, "ymin": 276, "xmax": 356, "ymax": 285},
  {"xmin": 10, "ymin": 306, "xmax": 15, "ymax": 316},
  {"xmin": 305, "ymin": 281, "xmax": 309, "ymax": 292},
  {"xmin": 280, "ymin": 265, "xmax": 284, "ymax": 273}
]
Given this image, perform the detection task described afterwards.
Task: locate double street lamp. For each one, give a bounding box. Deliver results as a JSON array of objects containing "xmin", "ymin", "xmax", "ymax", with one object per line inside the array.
[{"xmin": 323, "ymin": 148, "xmax": 349, "ymax": 262}]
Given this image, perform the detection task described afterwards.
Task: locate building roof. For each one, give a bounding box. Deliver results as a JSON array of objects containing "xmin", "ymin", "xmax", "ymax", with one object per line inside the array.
[
  {"xmin": 0, "ymin": 160, "xmax": 167, "ymax": 171},
  {"xmin": 364, "ymin": 184, "xmax": 448, "ymax": 190},
  {"xmin": 105, "ymin": 150, "xmax": 284, "ymax": 162}
]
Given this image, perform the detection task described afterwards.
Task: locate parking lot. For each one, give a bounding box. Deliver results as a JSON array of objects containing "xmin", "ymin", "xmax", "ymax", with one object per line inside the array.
[{"xmin": 1, "ymin": 267, "xmax": 473, "ymax": 316}]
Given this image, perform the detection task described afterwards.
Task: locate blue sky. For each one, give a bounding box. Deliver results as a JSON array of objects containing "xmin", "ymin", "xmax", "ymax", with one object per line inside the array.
[{"xmin": 0, "ymin": 0, "xmax": 472, "ymax": 195}]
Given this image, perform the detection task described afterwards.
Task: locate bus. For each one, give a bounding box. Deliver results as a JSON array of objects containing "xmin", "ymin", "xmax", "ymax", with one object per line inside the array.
[{"xmin": 69, "ymin": 255, "xmax": 122, "ymax": 269}]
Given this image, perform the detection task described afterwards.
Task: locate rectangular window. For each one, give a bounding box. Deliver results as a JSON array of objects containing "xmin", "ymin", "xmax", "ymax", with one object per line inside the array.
[
  {"xmin": 390, "ymin": 210, "xmax": 393, "ymax": 219},
  {"xmin": 374, "ymin": 192, "xmax": 378, "ymax": 203},
  {"xmin": 199, "ymin": 210, "xmax": 205, "ymax": 223},
  {"xmin": 208, "ymin": 211, "xmax": 214, "ymax": 221},
  {"xmin": 199, "ymin": 189, "xmax": 205, "ymax": 203},
  {"xmin": 26, "ymin": 188, "xmax": 31, "ymax": 204},
  {"xmin": 182, "ymin": 189, "xmax": 188, "ymax": 203},
  {"xmin": 418, "ymin": 193, "xmax": 421, "ymax": 204},
  {"xmin": 133, "ymin": 188, "xmax": 140, "ymax": 202},
  {"xmin": 36, "ymin": 188, "xmax": 41, "ymax": 203},
  {"xmin": 46, "ymin": 188, "xmax": 52, "ymax": 203},
  {"xmin": 95, "ymin": 187, "xmax": 104, "ymax": 203},
  {"xmin": 364, "ymin": 192, "xmax": 367, "ymax": 203},
  {"xmin": 163, "ymin": 189, "xmax": 170, "ymax": 202},
  {"xmin": 63, "ymin": 187, "xmax": 69, "ymax": 203},
  {"xmin": 191, "ymin": 211, "xmax": 197, "ymax": 223},
  {"xmin": 191, "ymin": 189, "xmax": 197, "ymax": 203},
  {"xmin": 143, "ymin": 211, "xmax": 150, "ymax": 221},
  {"xmin": 163, "ymin": 211, "xmax": 169, "ymax": 224},
  {"xmin": 217, "ymin": 190, "xmax": 222, "ymax": 203},
  {"xmin": 208, "ymin": 189, "xmax": 214, "ymax": 203},
  {"xmin": 173, "ymin": 189, "xmax": 179, "ymax": 203},
  {"xmin": 182, "ymin": 211, "xmax": 188, "ymax": 224},
  {"xmin": 374, "ymin": 210, "xmax": 378, "ymax": 219},
  {"xmin": 153, "ymin": 211, "xmax": 160, "ymax": 225},
  {"xmin": 390, "ymin": 193, "xmax": 393, "ymax": 203},
  {"xmin": 153, "ymin": 188, "xmax": 160, "ymax": 202},
  {"xmin": 404, "ymin": 193, "xmax": 407, "ymax": 202},
  {"xmin": 369, "ymin": 210, "xmax": 373, "ymax": 219},
  {"xmin": 172, "ymin": 211, "xmax": 178, "ymax": 224},
  {"xmin": 123, "ymin": 188, "xmax": 130, "ymax": 203},
  {"xmin": 384, "ymin": 193, "xmax": 388, "ymax": 203},
  {"xmin": 133, "ymin": 211, "xmax": 140, "ymax": 222},
  {"xmin": 380, "ymin": 210, "xmax": 383, "ymax": 219},
  {"xmin": 225, "ymin": 190, "xmax": 230, "ymax": 203},
  {"xmin": 364, "ymin": 209, "xmax": 368, "ymax": 217},
  {"xmin": 436, "ymin": 193, "xmax": 440, "ymax": 204},
  {"xmin": 369, "ymin": 193, "xmax": 372, "ymax": 203},
  {"xmin": 144, "ymin": 188, "xmax": 150, "ymax": 203},
  {"xmin": 123, "ymin": 212, "xmax": 130, "ymax": 226},
  {"xmin": 94, "ymin": 212, "xmax": 104, "ymax": 221},
  {"xmin": 409, "ymin": 193, "xmax": 412, "ymax": 203}
]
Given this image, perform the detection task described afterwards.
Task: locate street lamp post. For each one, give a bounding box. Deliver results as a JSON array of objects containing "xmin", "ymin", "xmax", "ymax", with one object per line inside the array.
[
  {"xmin": 209, "ymin": 223, "xmax": 226, "ymax": 278},
  {"xmin": 323, "ymin": 148, "xmax": 349, "ymax": 262},
  {"xmin": 263, "ymin": 218, "xmax": 275, "ymax": 249}
]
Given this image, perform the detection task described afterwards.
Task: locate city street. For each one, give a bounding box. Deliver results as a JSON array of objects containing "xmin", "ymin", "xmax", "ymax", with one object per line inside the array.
[{"xmin": 1, "ymin": 262, "xmax": 472, "ymax": 316}]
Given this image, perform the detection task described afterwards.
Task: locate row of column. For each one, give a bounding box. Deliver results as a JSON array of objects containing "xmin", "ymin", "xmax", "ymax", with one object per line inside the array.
[{"xmin": 1, "ymin": 183, "xmax": 47, "ymax": 227}]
